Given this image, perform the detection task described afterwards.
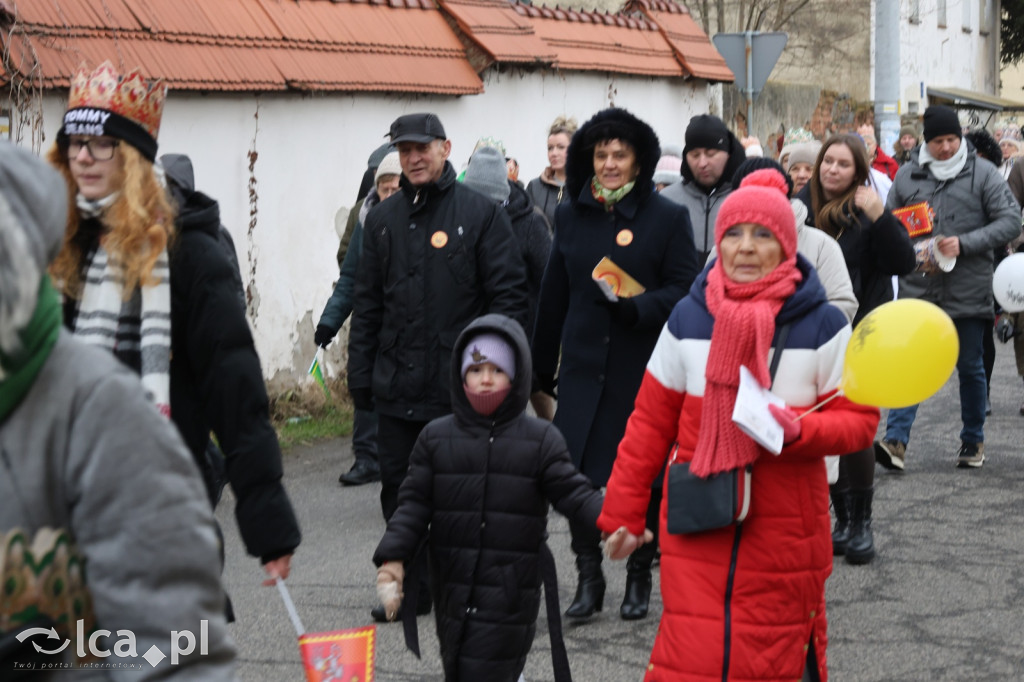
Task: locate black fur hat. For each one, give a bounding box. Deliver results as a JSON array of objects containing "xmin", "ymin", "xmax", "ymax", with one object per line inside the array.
[
  {"xmin": 964, "ymin": 128, "xmax": 1001, "ymax": 166},
  {"xmin": 564, "ymin": 108, "xmax": 661, "ymax": 206}
]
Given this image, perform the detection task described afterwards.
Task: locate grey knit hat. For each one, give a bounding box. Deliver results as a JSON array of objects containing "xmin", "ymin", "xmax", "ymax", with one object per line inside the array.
[
  {"xmin": 0, "ymin": 140, "xmax": 68, "ymax": 353},
  {"xmin": 786, "ymin": 142, "xmax": 821, "ymax": 169},
  {"xmin": 463, "ymin": 146, "xmax": 510, "ymax": 203}
]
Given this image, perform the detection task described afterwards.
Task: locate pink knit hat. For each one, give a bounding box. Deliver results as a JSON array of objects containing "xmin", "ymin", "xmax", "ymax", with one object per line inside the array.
[
  {"xmin": 714, "ymin": 168, "xmax": 797, "ymax": 261},
  {"xmin": 461, "ymin": 333, "xmax": 516, "ymax": 381}
]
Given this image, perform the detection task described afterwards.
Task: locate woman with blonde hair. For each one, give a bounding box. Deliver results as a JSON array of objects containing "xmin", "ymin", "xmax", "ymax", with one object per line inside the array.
[
  {"xmin": 49, "ymin": 61, "xmax": 301, "ymax": 594},
  {"xmin": 527, "ymin": 115, "xmax": 578, "ymax": 227}
]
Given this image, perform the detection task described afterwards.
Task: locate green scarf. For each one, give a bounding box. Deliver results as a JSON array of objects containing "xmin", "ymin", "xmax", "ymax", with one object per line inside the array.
[
  {"xmin": 0, "ymin": 277, "xmax": 61, "ymax": 421},
  {"xmin": 591, "ymin": 176, "xmax": 636, "ymax": 211}
]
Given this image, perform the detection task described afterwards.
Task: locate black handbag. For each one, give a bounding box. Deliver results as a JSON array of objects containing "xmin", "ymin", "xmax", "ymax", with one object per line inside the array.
[{"xmin": 665, "ymin": 323, "xmax": 790, "ymax": 535}]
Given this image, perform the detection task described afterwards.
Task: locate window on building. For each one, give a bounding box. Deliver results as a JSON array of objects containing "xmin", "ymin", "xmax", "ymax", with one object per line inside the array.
[
  {"xmin": 937, "ymin": 0, "xmax": 947, "ymax": 27},
  {"xmin": 962, "ymin": 0, "xmax": 972, "ymax": 31}
]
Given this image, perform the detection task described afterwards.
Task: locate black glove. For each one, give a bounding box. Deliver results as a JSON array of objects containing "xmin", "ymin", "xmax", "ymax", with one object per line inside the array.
[
  {"xmin": 314, "ymin": 324, "xmax": 335, "ymax": 348},
  {"xmin": 537, "ymin": 373, "xmax": 558, "ymax": 399},
  {"xmin": 598, "ymin": 297, "xmax": 639, "ymax": 328},
  {"xmin": 349, "ymin": 386, "xmax": 375, "ymax": 412},
  {"xmin": 997, "ymin": 316, "xmax": 1020, "ymax": 344}
]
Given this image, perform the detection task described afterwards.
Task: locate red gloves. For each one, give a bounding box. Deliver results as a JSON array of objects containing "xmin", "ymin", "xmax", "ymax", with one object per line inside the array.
[{"xmin": 769, "ymin": 404, "xmax": 802, "ymax": 444}]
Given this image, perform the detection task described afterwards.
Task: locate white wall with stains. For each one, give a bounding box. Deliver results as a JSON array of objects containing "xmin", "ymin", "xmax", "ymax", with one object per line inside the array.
[{"xmin": 25, "ymin": 71, "xmax": 710, "ymax": 389}]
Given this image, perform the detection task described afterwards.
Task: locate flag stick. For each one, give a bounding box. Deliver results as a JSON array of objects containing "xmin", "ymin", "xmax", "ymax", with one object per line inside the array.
[
  {"xmin": 275, "ymin": 578, "xmax": 306, "ymax": 637},
  {"xmin": 792, "ymin": 392, "xmax": 842, "ymax": 421}
]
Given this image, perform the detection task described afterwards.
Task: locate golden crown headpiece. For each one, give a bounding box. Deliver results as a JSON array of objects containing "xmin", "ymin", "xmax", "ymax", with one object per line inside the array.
[{"xmin": 61, "ymin": 61, "xmax": 167, "ymax": 161}]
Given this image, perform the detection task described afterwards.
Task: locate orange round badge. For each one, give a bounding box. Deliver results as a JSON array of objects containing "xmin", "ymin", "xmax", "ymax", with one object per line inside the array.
[
  {"xmin": 616, "ymin": 229, "xmax": 634, "ymax": 246},
  {"xmin": 431, "ymin": 231, "xmax": 449, "ymax": 248}
]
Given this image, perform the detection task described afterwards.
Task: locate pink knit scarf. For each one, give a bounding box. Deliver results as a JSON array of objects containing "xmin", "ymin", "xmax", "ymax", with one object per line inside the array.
[{"xmin": 690, "ymin": 257, "xmax": 802, "ymax": 477}]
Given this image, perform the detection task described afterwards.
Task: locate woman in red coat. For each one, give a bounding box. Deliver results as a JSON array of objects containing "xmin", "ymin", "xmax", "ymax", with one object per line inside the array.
[{"xmin": 598, "ymin": 169, "xmax": 879, "ymax": 681}]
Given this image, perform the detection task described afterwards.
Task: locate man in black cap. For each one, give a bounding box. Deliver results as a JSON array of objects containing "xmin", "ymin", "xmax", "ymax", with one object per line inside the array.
[
  {"xmin": 661, "ymin": 113, "xmax": 746, "ymax": 262},
  {"xmin": 347, "ymin": 112, "xmax": 529, "ymax": 621},
  {"xmin": 875, "ymin": 105, "xmax": 1021, "ymax": 471}
]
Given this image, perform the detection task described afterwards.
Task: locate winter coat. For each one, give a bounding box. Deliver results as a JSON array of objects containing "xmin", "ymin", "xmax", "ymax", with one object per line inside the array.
[
  {"xmin": 0, "ymin": 332, "xmax": 237, "ymax": 680},
  {"xmin": 887, "ymin": 145, "xmax": 1022, "ymax": 319},
  {"xmin": 1007, "ymin": 158, "xmax": 1024, "ymax": 207},
  {"xmin": 526, "ymin": 167, "xmax": 565, "ymax": 229},
  {"xmin": 506, "ymin": 180, "xmax": 553, "ymax": 338},
  {"xmin": 318, "ymin": 190, "xmax": 382, "ymax": 336},
  {"xmin": 795, "ymin": 185, "xmax": 917, "ymax": 325},
  {"xmin": 373, "ymin": 313, "xmax": 603, "ymax": 682},
  {"xmin": 64, "ymin": 191, "xmax": 302, "ymax": 564},
  {"xmin": 660, "ymin": 131, "xmax": 746, "ymax": 262},
  {"xmin": 597, "ymin": 257, "xmax": 880, "ymax": 681},
  {"xmin": 532, "ymin": 108, "xmax": 700, "ymax": 487},
  {"xmin": 348, "ymin": 161, "xmax": 529, "ymax": 422}
]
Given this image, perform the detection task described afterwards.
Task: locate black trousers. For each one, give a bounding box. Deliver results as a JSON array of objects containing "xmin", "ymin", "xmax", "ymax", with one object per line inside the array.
[
  {"xmin": 376, "ymin": 413, "xmax": 432, "ymax": 600},
  {"xmin": 377, "ymin": 414, "xmax": 430, "ymax": 521}
]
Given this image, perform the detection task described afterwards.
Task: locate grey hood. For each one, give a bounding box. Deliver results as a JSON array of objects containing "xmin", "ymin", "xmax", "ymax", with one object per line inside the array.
[{"xmin": 450, "ymin": 313, "xmax": 531, "ymax": 428}]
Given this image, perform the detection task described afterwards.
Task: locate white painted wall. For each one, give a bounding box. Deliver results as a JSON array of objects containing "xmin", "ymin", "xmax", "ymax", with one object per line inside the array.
[
  {"xmin": 897, "ymin": 0, "xmax": 1000, "ymax": 114},
  {"xmin": 26, "ymin": 71, "xmax": 710, "ymax": 387}
]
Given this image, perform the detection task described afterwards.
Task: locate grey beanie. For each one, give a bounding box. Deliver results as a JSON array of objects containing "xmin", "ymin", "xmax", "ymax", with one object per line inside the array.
[
  {"xmin": 463, "ymin": 146, "xmax": 510, "ymax": 203},
  {"xmin": 786, "ymin": 142, "xmax": 821, "ymax": 169},
  {"xmin": 0, "ymin": 140, "xmax": 68, "ymax": 353}
]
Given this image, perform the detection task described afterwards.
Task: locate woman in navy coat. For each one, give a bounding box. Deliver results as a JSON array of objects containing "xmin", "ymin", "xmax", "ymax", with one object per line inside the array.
[{"xmin": 532, "ymin": 107, "xmax": 699, "ymax": 622}]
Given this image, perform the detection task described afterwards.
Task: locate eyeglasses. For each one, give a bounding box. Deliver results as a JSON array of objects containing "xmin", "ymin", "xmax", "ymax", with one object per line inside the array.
[{"xmin": 65, "ymin": 138, "xmax": 120, "ymax": 161}]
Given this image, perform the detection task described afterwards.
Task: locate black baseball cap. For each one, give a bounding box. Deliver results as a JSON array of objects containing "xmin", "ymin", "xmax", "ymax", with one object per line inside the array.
[{"xmin": 388, "ymin": 113, "xmax": 447, "ymax": 144}]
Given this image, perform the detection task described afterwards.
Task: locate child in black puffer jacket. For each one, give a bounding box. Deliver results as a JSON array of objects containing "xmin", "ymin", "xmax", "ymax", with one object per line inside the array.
[{"xmin": 373, "ymin": 313, "xmax": 609, "ymax": 682}]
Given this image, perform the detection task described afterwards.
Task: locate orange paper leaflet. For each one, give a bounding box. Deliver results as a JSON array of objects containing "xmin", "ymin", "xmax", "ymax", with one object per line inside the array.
[
  {"xmin": 592, "ymin": 256, "xmax": 646, "ymax": 298},
  {"xmin": 892, "ymin": 202, "xmax": 934, "ymax": 238},
  {"xmin": 299, "ymin": 626, "xmax": 376, "ymax": 682}
]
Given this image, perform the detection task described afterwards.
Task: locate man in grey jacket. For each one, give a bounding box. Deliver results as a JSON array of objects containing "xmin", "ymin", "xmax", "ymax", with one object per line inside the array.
[
  {"xmin": 875, "ymin": 106, "xmax": 1022, "ymax": 470},
  {"xmin": 0, "ymin": 141, "xmax": 236, "ymax": 679},
  {"xmin": 660, "ymin": 114, "xmax": 746, "ymax": 262}
]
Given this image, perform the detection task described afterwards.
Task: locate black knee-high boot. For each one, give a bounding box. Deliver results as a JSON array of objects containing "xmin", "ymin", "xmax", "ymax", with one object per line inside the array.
[
  {"xmin": 620, "ymin": 541, "xmax": 656, "ymax": 620},
  {"xmin": 845, "ymin": 488, "xmax": 876, "ymax": 565},
  {"xmin": 566, "ymin": 519, "xmax": 605, "ymax": 620},
  {"xmin": 829, "ymin": 485, "xmax": 851, "ymax": 556}
]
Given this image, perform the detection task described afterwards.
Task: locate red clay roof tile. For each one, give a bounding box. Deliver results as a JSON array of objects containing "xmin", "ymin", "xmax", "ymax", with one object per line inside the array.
[
  {"xmin": 2, "ymin": 0, "xmax": 728, "ymax": 92},
  {"xmin": 625, "ymin": 0, "xmax": 734, "ymax": 82}
]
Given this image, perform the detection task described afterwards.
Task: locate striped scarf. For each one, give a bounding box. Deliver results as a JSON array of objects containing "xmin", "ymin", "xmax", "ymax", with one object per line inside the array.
[{"xmin": 71, "ymin": 245, "xmax": 172, "ymax": 417}]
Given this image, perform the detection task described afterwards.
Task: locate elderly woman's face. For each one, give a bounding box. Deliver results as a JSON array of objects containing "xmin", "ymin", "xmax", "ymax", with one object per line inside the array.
[
  {"xmin": 67, "ymin": 135, "xmax": 122, "ymax": 200},
  {"xmin": 1000, "ymin": 139, "xmax": 1018, "ymax": 161},
  {"xmin": 719, "ymin": 222, "xmax": 783, "ymax": 283},
  {"xmin": 593, "ymin": 139, "xmax": 638, "ymax": 191}
]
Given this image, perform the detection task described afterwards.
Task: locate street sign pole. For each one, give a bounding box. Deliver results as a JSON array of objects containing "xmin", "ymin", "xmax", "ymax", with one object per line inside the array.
[
  {"xmin": 744, "ymin": 31, "xmax": 754, "ymax": 136},
  {"xmin": 711, "ymin": 32, "xmax": 788, "ymax": 141}
]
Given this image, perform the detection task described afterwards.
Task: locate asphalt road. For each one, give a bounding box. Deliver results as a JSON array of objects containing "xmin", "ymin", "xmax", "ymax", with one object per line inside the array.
[{"xmin": 219, "ymin": 342, "xmax": 1024, "ymax": 681}]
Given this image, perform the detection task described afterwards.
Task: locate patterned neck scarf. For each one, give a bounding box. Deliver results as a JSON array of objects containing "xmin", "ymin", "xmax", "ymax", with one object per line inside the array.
[{"xmin": 591, "ymin": 176, "xmax": 635, "ymax": 211}]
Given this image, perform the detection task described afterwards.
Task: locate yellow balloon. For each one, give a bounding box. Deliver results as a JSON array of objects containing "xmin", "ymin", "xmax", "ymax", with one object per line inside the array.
[{"xmin": 841, "ymin": 300, "xmax": 959, "ymax": 408}]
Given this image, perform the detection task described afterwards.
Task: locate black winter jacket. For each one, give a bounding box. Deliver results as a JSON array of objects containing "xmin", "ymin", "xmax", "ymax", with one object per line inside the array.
[
  {"xmin": 532, "ymin": 107, "xmax": 700, "ymax": 487},
  {"xmin": 505, "ymin": 180, "xmax": 553, "ymax": 338},
  {"xmin": 64, "ymin": 192, "xmax": 301, "ymax": 564},
  {"xmin": 348, "ymin": 161, "xmax": 529, "ymax": 421},
  {"xmin": 795, "ymin": 184, "xmax": 917, "ymax": 326},
  {"xmin": 373, "ymin": 313, "xmax": 603, "ymax": 682}
]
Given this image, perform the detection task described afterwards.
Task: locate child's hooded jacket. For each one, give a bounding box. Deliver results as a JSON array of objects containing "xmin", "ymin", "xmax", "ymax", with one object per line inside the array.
[{"xmin": 374, "ymin": 312, "xmax": 602, "ymax": 682}]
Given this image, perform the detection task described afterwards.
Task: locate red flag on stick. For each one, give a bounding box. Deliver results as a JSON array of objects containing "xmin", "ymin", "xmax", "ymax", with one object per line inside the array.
[{"xmin": 276, "ymin": 578, "xmax": 376, "ymax": 681}]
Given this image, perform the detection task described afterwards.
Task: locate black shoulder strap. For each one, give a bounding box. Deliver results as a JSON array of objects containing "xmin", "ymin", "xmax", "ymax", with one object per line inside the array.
[{"xmin": 769, "ymin": 323, "xmax": 791, "ymax": 383}]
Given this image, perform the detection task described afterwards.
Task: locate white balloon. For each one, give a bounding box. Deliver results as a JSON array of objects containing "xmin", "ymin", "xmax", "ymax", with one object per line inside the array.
[{"xmin": 993, "ymin": 253, "xmax": 1024, "ymax": 313}]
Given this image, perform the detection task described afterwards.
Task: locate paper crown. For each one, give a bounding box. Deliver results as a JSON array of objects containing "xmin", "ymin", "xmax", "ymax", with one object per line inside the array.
[{"xmin": 62, "ymin": 61, "xmax": 166, "ymax": 160}]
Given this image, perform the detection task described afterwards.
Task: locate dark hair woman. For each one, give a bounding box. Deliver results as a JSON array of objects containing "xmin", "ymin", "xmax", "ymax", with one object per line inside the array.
[
  {"xmin": 532, "ymin": 107, "xmax": 699, "ymax": 622},
  {"xmin": 795, "ymin": 133, "xmax": 916, "ymax": 565}
]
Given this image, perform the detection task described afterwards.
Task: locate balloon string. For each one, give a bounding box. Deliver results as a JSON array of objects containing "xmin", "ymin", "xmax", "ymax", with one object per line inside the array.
[{"xmin": 792, "ymin": 392, "xmax": 843, "ymax": 421}]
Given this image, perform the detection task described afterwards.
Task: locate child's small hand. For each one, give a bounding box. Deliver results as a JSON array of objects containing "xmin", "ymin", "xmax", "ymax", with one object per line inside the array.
[
  {"xmin": 376, "ymin": 561, "xmax": 404, "ymax": 621},
  {"xmin": 602, "ymin": 526, "xmax": 655, "ymax": 561}
]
